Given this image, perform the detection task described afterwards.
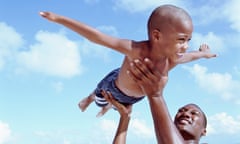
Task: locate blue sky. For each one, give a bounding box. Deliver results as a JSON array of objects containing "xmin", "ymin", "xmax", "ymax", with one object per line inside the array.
[{"xmin": 0, "ymin": 0, "xmax": 240, "ymax": 143}]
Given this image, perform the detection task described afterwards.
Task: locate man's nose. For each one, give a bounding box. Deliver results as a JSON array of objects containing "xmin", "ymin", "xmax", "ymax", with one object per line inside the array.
[{"xmin": 182, "ymin": 111, "xmax": 191, "ymax": 118}]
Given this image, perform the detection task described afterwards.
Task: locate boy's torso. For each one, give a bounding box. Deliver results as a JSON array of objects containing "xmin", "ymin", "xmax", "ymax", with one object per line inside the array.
[{"xmin": 115, "ymin": 41, "xmax": 176, "ymax": 98}]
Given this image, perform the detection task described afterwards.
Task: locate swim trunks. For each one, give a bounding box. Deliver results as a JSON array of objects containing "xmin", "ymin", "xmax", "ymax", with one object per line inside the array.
[{"xmin": 94, "ymin": 68, "xmax": 145, "ymax": 107}]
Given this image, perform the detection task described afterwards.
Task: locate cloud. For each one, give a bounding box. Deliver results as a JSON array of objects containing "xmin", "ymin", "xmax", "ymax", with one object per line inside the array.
[
  {"xmin": 17, "ymin": 30, "xmax": 82, "ymax": 78},
  {"xmin": 223, "ymin": 0, "xmax": 240, "ymax": 32},
  {"xmin": 84, "ymin": 0, "xmax": 100, "ymax": 4},
  {"xmin": 191, "ymin": 32, "xmax": 224, "ymax": 54},
  {"xmin": 189, "ymin": 0, "xmax": 240, "ymax": 32},
  {"xmin": 113, "ymin": 0, "xmax": 183, "ymax": 13},
  {"xmin": 0, "ymin": 22, "xmax": 24, "ymax": 70},
  {"xmin": 190, "ymin": 1, "xmax": 225, "ymax": 25},
  {"xmin": 51, "ymin": 81, "xmax": 64, "ymax": 93},
  {"xmin": 207, "ymin": 113, "xmax": 240, "ymax": 135},
  {"xmin": 184, "ymin": 64, "xmax": 240, "ymax": 104},
  {"xmin": 80, "ymin": 25, "xmax": 118, "ymax": 62},
  {"xmin": 234, "ymin": 66, "xmax": 240, "ymax": 75},
  {"xmin": 99, "ymin": 119, "xmax": 117, "ymax": 137},
  {"xmin": 91, "ymin": 117, "xmax": 154, "ymax": 143},
  {"xmin": 0, "ymin": 121, "xmax": 11, "ymax": 144},
  {"xmin": 131, "ymin": 118, "xmax": 154, "ymax": 138}
]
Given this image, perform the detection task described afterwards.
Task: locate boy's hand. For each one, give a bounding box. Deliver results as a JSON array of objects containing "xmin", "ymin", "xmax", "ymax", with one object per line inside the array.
[
  {"xmin": 39, "ymin": 11, "xmax": 59, "ymax": 22},
  {"xmin": 199, "ymin": 44, "xmax": 217, "ymax": 58}
]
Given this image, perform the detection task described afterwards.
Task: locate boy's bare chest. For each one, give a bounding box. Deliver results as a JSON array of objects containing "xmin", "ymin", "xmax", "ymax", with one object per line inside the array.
[{"xmin": 115, "ymin": 58, "xmax": 145, "ymax": 97}]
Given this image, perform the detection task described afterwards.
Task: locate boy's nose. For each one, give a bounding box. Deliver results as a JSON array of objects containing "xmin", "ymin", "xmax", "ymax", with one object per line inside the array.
[{"xmin": 182, "ymin": 42, "xmax": 189, "ymax": 51}]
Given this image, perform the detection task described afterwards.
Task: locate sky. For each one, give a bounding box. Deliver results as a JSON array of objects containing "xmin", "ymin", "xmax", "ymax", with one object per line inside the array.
[{"xmin": 0, "ymin": 0, "xmax": 240, "ymax": 144}]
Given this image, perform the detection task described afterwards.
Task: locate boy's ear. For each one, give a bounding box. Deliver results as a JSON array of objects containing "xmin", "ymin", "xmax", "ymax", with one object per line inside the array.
[{"xmin": 151, "ymin": 29, "xmax": 162, "ymax": 41}]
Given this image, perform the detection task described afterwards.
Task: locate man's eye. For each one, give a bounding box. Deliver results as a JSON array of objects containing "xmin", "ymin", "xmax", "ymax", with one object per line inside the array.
[
  {"xmin": 192, "ymin": 111, "xmax": 200, "ymax": 115},
  {"xmin": 178, "ymin": 109, "xmax": 185, "ymax": 112}
]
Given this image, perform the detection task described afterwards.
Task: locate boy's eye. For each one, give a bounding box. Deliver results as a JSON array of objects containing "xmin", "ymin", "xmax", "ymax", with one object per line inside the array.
[{"xmin": 177, "ymin": 38, "xmax": 186, "ymax": 43}]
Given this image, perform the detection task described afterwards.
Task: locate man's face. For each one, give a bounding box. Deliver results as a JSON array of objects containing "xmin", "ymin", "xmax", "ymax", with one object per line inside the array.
[{"xmin": 174, "ymin": 104, "xmax": 206, "ymax": 140}]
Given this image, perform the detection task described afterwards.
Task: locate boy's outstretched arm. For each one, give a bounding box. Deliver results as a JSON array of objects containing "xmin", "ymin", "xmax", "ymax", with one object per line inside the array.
[
  {"xmin": 39, "ymin": 12, "xmax": 132, "ymax": 55},
  {"xmin": 176, "ymin": 44, "xmax": 217, "ymax": 64}
]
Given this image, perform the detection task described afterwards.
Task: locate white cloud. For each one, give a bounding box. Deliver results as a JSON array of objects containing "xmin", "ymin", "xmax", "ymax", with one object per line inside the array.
[
  {"xmin": 190, "ymin": 2, "xmax": 225, "ymax": 25},
  {"xmin": 234, "ymin": 66, "xmax": 240, "ymax": 75},
  {"xmin": 17, "ymin": 30, "xmax": 82, "ymax": 78},
  {"xmin": 80, "ymin": 25, "xmax": 118, "ymax": 62},
  {"xmin": 190, "ymin": 0, "xmax": 240, "ymax": 32},
  {"xmin": 113, "ymin": 0, "xmax": 183, "ymax": 13},
  {"xmin": 223, "ymin": 0, "xmax": 240, "ymax": 32},
  {"xmin": 131, "ymin": 118, "xmax": 154, "ymax": 138},
  {"xmin": 184, "ymin": 64, "xmax": 240, "ymax": 103},
  {"xmin": 0, "ymin": 22, "xmax": 24, "ymax": 70},
  {"xmin": 63, "ymin": 139, "xmax": 71, "ymax": 144},
  {"xmin": 191, "ymin": 32, "xmax": 224, "ymax": 54},
  {"xmin": 84, "ymin": 0, "xmax": 100, "ymax": 4},
  {"xmin": 99, "ymin": 119, "xmax": 117, "ymax": 136},
  {"xmin": 207, "ymin": 113, "xmax": 240, "ymax": 135},
  {"xmin": 0, "ymin": 121, "xmax": 11, "ymax": 144},
  {"xmin": 94, "ymin": 117, "xmax": 154, "ymax": 143},
  {"xmin": 33, "ymin": 117, "xmax": 154, "ymax": 143},
  {"xmin": 52, "ymin": 81, "xmax": 64, "ymax": 93}
]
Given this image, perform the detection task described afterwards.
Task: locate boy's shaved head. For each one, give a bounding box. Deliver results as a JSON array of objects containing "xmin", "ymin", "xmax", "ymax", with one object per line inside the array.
[{"xmin": 147, "ymin": 4, "xmax": 192, "ymax": 38}]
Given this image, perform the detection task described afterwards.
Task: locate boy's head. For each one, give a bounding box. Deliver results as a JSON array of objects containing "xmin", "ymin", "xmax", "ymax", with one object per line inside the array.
[
  {"xmin": 147, "ymin": 4, "xmax": 192, "ymax": 38},
  {"xmin": 147, "ymin": 5, "xmax": 193, "ymax": 60}
]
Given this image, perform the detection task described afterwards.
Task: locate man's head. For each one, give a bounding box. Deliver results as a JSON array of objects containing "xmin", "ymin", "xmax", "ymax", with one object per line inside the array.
[
  {"xmin": 147, "ymin": 5, "xmax": 193, "ymax": 61},
  {"xmin": 174, "ymin": 103, "xmax": 207, "ymax": 141}
]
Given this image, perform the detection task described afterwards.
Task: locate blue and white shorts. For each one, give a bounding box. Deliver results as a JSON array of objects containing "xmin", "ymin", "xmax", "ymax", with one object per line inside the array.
[{"xmin": 94, "ymin": 68, "xmax": 145, "ymax": 107}]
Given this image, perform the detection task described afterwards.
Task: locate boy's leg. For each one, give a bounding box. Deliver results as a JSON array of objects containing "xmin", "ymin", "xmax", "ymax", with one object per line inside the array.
[{"xmin": 78, "ymin": 92, "xmax": 95, "ymax": 112}]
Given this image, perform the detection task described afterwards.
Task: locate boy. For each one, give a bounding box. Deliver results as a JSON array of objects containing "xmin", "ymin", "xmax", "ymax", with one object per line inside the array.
[{"xmin": 40, "ymin": 4, "xmax": 216, "ymax": 117}]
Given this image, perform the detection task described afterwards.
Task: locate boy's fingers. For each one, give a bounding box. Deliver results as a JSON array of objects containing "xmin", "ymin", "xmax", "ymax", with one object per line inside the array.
[{"xmin": 39, "ymin": 11, "xmax": 47, "ymax": 17}]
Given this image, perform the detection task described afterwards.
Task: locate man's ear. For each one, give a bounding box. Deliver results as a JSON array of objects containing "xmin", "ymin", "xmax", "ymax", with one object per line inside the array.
[{"xmin": 201, "ymin": 128, "xmax": 207, "ymax": 136}]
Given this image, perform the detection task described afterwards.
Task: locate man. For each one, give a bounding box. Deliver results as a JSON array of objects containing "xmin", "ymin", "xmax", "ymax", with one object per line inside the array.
[{"xmin": 102, "ymin": 58, "xmax": 207, "ymax": 144}]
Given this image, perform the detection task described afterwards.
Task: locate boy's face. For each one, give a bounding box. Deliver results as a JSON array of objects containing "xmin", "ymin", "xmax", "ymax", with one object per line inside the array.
[{"xmin": 154, "ymin": 19, "xmax": 193, "ymax": 61}]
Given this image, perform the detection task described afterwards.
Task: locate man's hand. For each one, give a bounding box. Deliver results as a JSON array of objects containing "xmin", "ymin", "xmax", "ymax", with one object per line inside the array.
[
  {"xmin": 127, "ymin": 58, "xmax": 168, "ymax": 97},
  {"xmin": 101, "ymin": 90, "xmax": 132, "ymax": 117}
]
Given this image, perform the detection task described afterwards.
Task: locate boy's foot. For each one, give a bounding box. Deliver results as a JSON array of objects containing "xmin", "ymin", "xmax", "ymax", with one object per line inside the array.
[
  {"xmin": 96, "ymin": 103, "xmax": 112, "ymax": 117},
  {"xmin": 78, "ymin": 93, "xmax": 95, "ymax": 112}
]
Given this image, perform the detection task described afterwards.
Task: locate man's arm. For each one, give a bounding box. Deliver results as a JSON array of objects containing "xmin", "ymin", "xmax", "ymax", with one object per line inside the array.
[
  {"xmin": 101, "ymin": 91, "xmax": 132, "ymax": 144},
  {"xmin": 176, "ymin": 44, "xmax": 216, "ymax": 64},
  {"xmin": 147, "ymin": 96, "xmax": 184, "ymax": 144},
  {"xmin": 113, "ymin": 114, "xmax": 130, "ymax": 144},
  {"xmin": 39, "ymin": 12, "xmax": 132, "ymax": 55},
  {"xmin": 128, "ymin": 58, "xmax": 185, "ymax": 144}
]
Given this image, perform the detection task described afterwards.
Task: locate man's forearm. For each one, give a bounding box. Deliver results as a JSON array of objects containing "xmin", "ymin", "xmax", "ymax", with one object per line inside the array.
[
  {"xmin": 113, "ymin": 115, "xmax": 131, "ymax": 144},
  {"xmin": 148, "ymin": 96, "xmax": 184, "ymax": 144}
]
